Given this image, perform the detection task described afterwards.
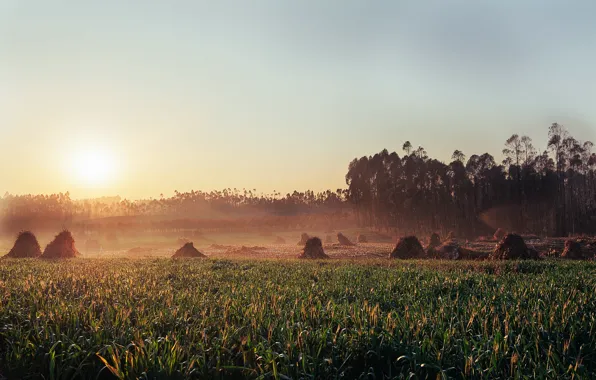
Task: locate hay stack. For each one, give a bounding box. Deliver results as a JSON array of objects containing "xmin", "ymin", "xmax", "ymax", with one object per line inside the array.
[
  {"xmin": 426, "ymin": 233, "xmax": 442, "ymax": 257},
  {"xmin": 428, "ymin": 233, "xmax": 441, "ymax": 249},
  {"xmin": 337, "ymin": 232, "xmax": 355, "ymax": 246},
  {"xmin": 5, "ymin": 231, "xmax": 42, "ymax": 258},
  {"xmin": 297, "ymin": 233, "xmax": 310, "ymax": 245},
  {"xmin": 491, "ymin": 234, "xmax": 540, "ymax": 260},
  {"xmin": 357, "ymin": 234, "xmax": 368, "ymax": 243},
  {"xmin": 390, "ymin": 236, "xmax": 426, "ymax": 259},
  {"xmin": 172, "ymin": 242, "xmax": 206, "ymax": 258},
  {"xmin": 433, "ymin": 241, "xmax": 460, "ymax": 259},
  {"xmin": 493, "ymin": 228, "xmax": 506, "ymax": 241},
  {"xmin": 325, "ymin": 235, "xmax": 333, "ymax": 244},
  {"xmin": 299, "ymin": 237, "xmax": 329, "ymax": 259},
  {"xmin": 561, "ymin": 240, "xmax": 590, "ymax": 260},
  {"xmin": 41, "ymin": 230, "xmax": 79, "ymax": 259}
]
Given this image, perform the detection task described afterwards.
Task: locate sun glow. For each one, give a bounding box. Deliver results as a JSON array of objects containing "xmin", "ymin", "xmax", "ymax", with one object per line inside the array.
[{"xmin": 72, "ymin": 149, "xmax": 116, "ymax": 186}]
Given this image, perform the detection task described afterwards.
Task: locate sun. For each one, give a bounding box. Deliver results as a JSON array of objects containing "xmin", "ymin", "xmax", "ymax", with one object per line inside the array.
[{"xmin": 73, "ymin": 149, "xmax": 116, "ymax": 186}]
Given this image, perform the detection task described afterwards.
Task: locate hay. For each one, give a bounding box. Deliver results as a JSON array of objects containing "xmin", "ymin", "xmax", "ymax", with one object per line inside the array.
[
  {"xmin": 433, "ymin": 241, "xmax": 460, "ymax": 259},
  {"xmin": 428, "ymin": 233, "xmax": 441, "ymax": 249},
  {"xmin": 297, "ymin": 233, "xmax": 310, "ymax": 246},
  {"xmin": 325, "ymin": 235, "xmax": 333, "ymax": 244},
  {"xmin": 491, "ymin": 234, "xmax": 540, "ymax": 260},
  {"xmin": 337, "ymin": 232, "xmax": 355, "ymax": 246},
  {"xmin": 299, "ymin": 237, "xmax": 329, "ymax": 259},
  {"xmin": 457, "ymin": 247, "xmax": 490, "ymax": 260},
  {"xmin": 390, "ymin": 236, "xmax": 426, "ymax": 259},
  {"xmin": 172, "ymin": 242, "xmax": 205, "ymax": 258},
  {"xmin": 5, "ymin": 231, "xmax": 42, "ymax": 258},
  {"xmin": 561, "ymin": 240, "xmax": 591, "ymax": 260},
  {"xmin": 493, "ymin": 228, "xmax": 506, "ymax": 241},
  {"xmin": 432, "ymin": 241, "xmax": 488, "ymax": 260},
  {"xmin": 41, "ymin": 230, "xmax": 79, "ymax": 259},
  {"xmin": 357, "ymin": 234, "xmax": 368, "ymax": 243},
  {"xmin": 273, "ymin": 236, "xmax": 286, "ymax": 244}
]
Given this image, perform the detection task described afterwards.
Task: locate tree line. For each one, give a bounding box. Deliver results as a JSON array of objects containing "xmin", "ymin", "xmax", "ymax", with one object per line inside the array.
[
  {"xmin": 345, "ymin": 123, "xmax": 596, "ymax": 237},
  {"xmin": 0, "ymin": 189, "xmax": 350, "ymax": 235},
  {"xmin": 2, "ymin": 122, "xmax": 594, "ymax": 237}
]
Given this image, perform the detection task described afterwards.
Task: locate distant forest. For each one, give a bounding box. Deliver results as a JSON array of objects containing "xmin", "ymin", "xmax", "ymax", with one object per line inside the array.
[{"xmin": 1, "ymin": 123, "xmax": 595, "ymax": 237}]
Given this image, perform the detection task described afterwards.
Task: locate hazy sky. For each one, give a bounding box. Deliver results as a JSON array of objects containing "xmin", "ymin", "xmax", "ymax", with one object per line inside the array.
[{"xmin": 2, "ymin": 1, "xmax": 595, "ymax": 199}]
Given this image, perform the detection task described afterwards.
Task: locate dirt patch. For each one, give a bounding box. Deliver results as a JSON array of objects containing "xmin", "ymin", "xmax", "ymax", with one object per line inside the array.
[
  {"xmin": 128, "ymin": 247, "xmax": 154, "ymax": 255},
  {"xmin": 226, "ymin": 246, "xmax": 264, "ymax": 255},
  {"xmin": 365, "ymin": 231, "xmax": 393, "ymax": 243}
]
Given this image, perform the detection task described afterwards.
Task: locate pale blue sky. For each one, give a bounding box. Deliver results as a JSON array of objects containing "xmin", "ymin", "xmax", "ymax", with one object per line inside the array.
[{"xmin": 1, "ymin": 1, "xmax": 595, "ymax": 198}]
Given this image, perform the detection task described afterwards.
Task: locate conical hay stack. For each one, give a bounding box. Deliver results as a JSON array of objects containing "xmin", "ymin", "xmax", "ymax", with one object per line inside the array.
[
  {"xmin": 493, "ymin": 228, "xmax": 507, "ymax": 241},
  {"xmin": 5, "ymin": 231, "xmax": 42, "ymax": 258},
  {"xmin": 491, "ymin": 234, "xmax": 540, "ymax": 260},
  {"xmin": 560, "ymin": 240, "xmax": 593, "ymax": 260},
  {"xmin": 297, "ymin": 233, "xmax": 310, "ymax": 245},
  {"xmin": 172, "ymin": 242, "xmax": 206, "ymax": 258},
  {"xmin": 428, "ymin": 233, "xmax": 441, "ymax": 249},
  {"xmin": 299, "ymin": 237, "xmax": 329, "ymax": 259},
  {"xmin": 42, "ymin": 230, "xmax": 80, "ymax": 259},
  {"xmin": 390, "ymin": 236, "xmax": 426, "ymax": 259},
  {"xmin": 337, "ymin": 232, "xmax": 355, "ymax": 246}
]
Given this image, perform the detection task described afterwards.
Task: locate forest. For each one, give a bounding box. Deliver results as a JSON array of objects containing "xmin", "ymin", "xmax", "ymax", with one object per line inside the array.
[
  {"xmin": 1, "ymin": 123, "xmax": 595, "ymax": 237},
  {"xmin": 345, "ymin": 123, "xmax": 596, "ymax": 237}
]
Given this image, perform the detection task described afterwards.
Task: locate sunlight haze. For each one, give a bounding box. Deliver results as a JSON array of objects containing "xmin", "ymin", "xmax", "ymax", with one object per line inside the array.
[{"xmin": 2, "ymin": 0, "xmax": 595, "ymax": 199}]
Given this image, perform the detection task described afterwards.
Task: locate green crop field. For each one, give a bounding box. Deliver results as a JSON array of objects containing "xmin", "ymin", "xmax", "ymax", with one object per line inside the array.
[{"xmin": 1, "ymin": 258, "xmax": 595, "ymax": 379}]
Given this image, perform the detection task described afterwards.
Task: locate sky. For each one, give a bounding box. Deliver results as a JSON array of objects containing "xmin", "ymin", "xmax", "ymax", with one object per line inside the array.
[{"xmin": 1, "ymin": 0, "xmax": 596, "ymax": 199}]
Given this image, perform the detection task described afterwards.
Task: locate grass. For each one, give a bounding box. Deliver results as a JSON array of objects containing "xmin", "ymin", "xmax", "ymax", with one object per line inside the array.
[{"xmin": 0, "ymin": 258, "xmax": 595, "ymax": 379}]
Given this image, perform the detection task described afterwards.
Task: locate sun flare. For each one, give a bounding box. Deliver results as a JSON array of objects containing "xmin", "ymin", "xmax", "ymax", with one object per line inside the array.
[{"xmin": 72, "ymin": 149, "xmax": 116, "ymax": 186}]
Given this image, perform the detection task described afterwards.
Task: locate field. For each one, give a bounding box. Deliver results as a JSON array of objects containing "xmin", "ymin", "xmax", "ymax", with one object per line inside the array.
[{"xmin": 1, "ymin": 257, "xmax": 595, "ymax": 379}]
